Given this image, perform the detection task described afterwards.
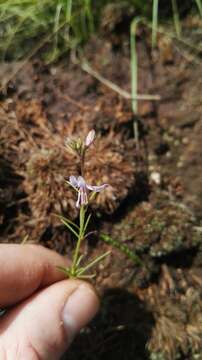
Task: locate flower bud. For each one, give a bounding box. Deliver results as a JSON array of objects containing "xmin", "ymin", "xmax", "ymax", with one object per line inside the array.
[
  {"xmin": 65, "ymin": 137, "xmax": 82, "ymax": 155},
  {"xmin": 85, "ymin": 130, "xmax": 95, "ymax": 148}
]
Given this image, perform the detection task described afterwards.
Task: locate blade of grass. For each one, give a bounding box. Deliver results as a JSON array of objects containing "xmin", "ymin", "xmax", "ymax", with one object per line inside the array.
[
  {"xmin": 80, "ymin": 60, "xmax": 160, "ymax": 101},
  {"xmin": 171, "ymin": 0, "xmax": 181, "ymax": 38},
  {"xmin": 46, "ymin": 2, "xmax": 63, "ymax": 63},
  {"xmin": 84, "ymin": 0, "xmax": 94, "ymax": 33},
  {"xmin": 54, "ymin": 3, "xmax": 63, "ymax": 50},
  {"xmin": 130, "ymin": 18, "xmax": 139, "ymax": 114},
  {"xmin": 64, "ymin": 0, "xmax": 72, "ymax": 42},
  {"xmin": 65, "ymin": 0, "xmax": 72, "ymax": 22},
  {"xmin": 130, "ymin": 17, "xmax": 141, "ymax": 148},
  {"xmin": 152, "ymin": 0, "xmax": 159, "ymax": 48},
  {"xmin": 195, "ymin": 0, "xmax": 202, "ymax": 16}
]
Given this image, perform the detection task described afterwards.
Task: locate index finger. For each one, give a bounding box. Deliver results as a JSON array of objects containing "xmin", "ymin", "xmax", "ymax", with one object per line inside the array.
[{"xmin": 0, "ymin": 244, "xmax": 69, "ymax": 307}]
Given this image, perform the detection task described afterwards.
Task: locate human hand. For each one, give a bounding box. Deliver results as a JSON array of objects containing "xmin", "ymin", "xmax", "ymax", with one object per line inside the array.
[{"xmin": 0, "ymin": 244, "xmax": 99, "ymax": 359}]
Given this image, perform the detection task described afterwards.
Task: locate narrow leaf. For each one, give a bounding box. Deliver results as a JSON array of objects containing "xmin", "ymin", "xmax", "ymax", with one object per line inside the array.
[
  {"xmin": 83, "ymin": 213, "xmax": 92, "ymax": 234},
  {"xmin": 61, "ymin": 219, "xmax": 79, "ymax": 238},
  {"xmin": 76, "ymin": 254, "xmax": 84, "ymax": 267},
  {"xmin": 59, "ymin": 215, "xmax": 79, "ymax": 230},
  {"xmin": 78, "ymin": 251, "xmax": 111, "ymax": 275}
]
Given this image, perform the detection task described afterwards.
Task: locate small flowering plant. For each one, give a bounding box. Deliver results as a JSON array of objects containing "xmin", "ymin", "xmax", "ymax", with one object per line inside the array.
[{"xmin": 58, "ymin": 130, "xmax": 110, "ymax": 279}]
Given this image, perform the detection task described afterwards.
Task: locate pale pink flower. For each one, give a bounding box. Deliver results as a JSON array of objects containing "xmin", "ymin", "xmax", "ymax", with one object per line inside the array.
[{"xmin": 69, "ymin": 175, "xmax": 108, "ymax": 208}]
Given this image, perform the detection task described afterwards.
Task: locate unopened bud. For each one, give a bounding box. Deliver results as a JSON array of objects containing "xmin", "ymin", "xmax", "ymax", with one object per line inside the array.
[
  {"xmin": 85, "ymin": 130, "xmax": 95, "ymax": 147},
  {"xmin": 65, "ymin": 137, "xmax": 82, "ymax": 155}
]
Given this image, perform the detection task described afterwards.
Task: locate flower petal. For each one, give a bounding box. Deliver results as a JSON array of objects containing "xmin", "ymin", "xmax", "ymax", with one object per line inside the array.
[
  {"xmin": 69, "ymin": 175, "xmax": 79, "ymax": 188},
  {"xmin": 76, "ymin": 191, "xmax": 81, "ymax": 208},
  {"xmin": 80, "ymin": 188, "xmax": 88, "ymax": 205},
  {"xmin": 85, "ymin": 129, "xmax": 95, "ymax": 147},
  {"xmin": 86, "ymin": 184, "xmax": 108, "ymax": 192},
  {"xmin": 77, "ymin": 176, "xmax": 86, "ymax": 188}
]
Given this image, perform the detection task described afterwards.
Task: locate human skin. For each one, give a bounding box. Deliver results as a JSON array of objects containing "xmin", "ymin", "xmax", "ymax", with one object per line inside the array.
[{"xmin": 0, "ymin": 244, "xmax": 99, "ymax": 359}]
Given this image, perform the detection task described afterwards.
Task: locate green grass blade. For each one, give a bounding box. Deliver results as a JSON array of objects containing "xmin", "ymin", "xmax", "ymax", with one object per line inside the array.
[
  {"xmin": 171, "ymin": 0, "xmax": 181, "ymax": 38},
  {"xmin": 84, "ymin": 0, "xmax": 94, "ymax": 33},
  {"xmin": 54, "ymin": 3, "xmax": 63, "ymax": 48},
  {"xmin": 65, "ymin": 0, "xmax": 72, "ymax": 22},
  {"xmin": 130, "ymin": 18, "xmax": 139, "ymax": 115},
  {"xmin": 195, "ymin": 0, "xmax": 202, "ymax": 16},
  {"xmin": 130, "ymin": 17, "xmax": 141, "ymax": 147},
  {"xmin": 152, "ymin": 0, "xmax": 159, "ymax": 48}
]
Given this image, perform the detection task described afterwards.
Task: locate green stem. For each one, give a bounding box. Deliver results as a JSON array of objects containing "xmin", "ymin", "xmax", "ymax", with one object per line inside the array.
[
  {"xmin": 80, "ymin": 151, "xmax": 85, "ymax": 177},
  {"xmin": 71, "ymin": 205, "xmax": 85, "ymax": 273}
]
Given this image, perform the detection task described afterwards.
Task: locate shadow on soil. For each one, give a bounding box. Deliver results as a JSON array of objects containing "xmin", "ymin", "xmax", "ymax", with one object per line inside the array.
[{"xmin": 65, "ymin": 288, "xmax": 154, "ymax": 360}]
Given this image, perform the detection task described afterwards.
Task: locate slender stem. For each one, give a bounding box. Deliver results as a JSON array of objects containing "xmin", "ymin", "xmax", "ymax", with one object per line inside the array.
[
  {"xmin": 80, "ymin": 152, "xmax": 85, "ymax": 177},
  {"xmin": 71, "ymin": 205, "xmax": 85, "ymax": 273},
  {"xmin": 72, "ymin": 236, "xmax": 83, "ymax": 274}
]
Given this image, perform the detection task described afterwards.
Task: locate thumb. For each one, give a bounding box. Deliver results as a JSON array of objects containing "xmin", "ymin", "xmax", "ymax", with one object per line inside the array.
[{"xmin": 0, "ymin": 279, "xmax": 99, "ymax": 360}]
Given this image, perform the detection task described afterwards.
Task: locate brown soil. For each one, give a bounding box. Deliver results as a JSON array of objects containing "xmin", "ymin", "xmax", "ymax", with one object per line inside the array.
[{"xmin": 0, "ymin": 16, "xmax": 202, "ymax": 360}]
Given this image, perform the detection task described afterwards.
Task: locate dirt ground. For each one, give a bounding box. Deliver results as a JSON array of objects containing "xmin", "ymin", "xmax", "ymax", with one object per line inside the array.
[{"xmin": 0, "ymin": 16, "xmax": 202, "ymax": 360}]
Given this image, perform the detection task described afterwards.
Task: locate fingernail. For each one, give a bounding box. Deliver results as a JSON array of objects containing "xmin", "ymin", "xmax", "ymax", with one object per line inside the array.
[{"xmin": 62, "ymin": 284, "xmax": 99, "ymax": 345}]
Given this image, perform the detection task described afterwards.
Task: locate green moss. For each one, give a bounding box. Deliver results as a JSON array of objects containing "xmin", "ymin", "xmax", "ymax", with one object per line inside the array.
[
  {"xmin": 150, "ymin": 217, "xmax": 166, "ymax": 232},
  {"xmin": 108, "ymin": 202, "xmax": 202, "ymax": 260}
]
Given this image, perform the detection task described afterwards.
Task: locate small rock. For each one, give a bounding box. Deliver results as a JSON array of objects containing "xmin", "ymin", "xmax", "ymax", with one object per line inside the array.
[{"xmin": 150, "ymin": 172, "xmax": 161, "ymax": 185}]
